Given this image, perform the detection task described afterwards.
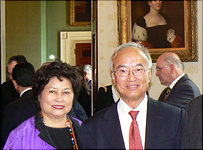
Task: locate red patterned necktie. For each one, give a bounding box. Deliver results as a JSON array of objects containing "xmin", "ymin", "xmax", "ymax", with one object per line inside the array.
[{"xmin": 129, "ymin": 110, "xmax": 143, "ymax": 150}]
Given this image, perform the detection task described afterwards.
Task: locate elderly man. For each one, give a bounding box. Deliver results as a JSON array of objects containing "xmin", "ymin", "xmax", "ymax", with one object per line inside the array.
[
  {"xmin": 156, "ymin": 52, "xmax": 200, "ymax": 109},
  {"xmin": 80, "ymin": 42, "xmax": 184, "ymax": 149}
]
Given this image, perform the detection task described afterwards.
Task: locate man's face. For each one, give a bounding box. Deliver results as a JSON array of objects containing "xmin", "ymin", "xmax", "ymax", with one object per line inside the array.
[
  {"xmin": 111, "ymin": 48, "xmax": 151, "ymax": 103},
  {"xmin": 156, "ymin": 57, "xmax": 171, "ymax": 86},
  {"xmin": 7, "ymin": 61, "xmax": 17, "ymax": 80}
]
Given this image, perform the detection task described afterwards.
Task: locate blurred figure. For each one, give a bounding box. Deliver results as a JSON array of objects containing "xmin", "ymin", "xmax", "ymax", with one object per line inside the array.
[
  {"xmin": 1, "ymin": 55, "xmax": 27, "ymax": 123},
  {"xmin": 1, "ymin": 62, "xmax": 35, "ymax": 147},
  {"xmin": 75, "ymin": 66, "xmax": 91, "ymax": 117},
  {"xmin": 156, "ymin": 52, "xmax": 200, "ymax": 109},
  {"xmin": 3, "ymin": 60, "xmax": 82, "ymax": 149},
  {"xmin": 95, "ymin": 84, "xmax": 120, "ymax": 113},
  {"xmin": 181, "ymin": 95, "xmax": 202, "ymax": 149},
  {"xmin": 82, "ymin": 64, "xmax": 92, "ymax": 91}
]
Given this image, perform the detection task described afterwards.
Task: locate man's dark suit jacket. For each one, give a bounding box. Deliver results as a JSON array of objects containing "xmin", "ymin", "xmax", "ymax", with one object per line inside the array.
[
  {"xmin": 80, "ymin": 97, "xmax": 185, "ymax": 149},
  {"xmin": 181, "ymin": 95, "xmax": 202, "ymax": 149},
  {"xmin": 1, "ymin": 89, "xmax": 36, "ymax": 147},
  {"xmin": 158, "ymin": 74, "xmax": 201, "ymax": 109},
  {"xmin": 95, "ymin": 85, "xmax": 115, "ymax": 113},
  {"xmin": 77, "ymin": 87, "xmax": 91, "ymax": 117},
  {"xmin": 1, "ymin": 80, "xmax": 19, "ymax": 122}
]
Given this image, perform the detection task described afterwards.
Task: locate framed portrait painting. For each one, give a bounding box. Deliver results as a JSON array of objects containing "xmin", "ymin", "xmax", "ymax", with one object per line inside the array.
[
  {"xmin": 117, "ymin": 0, "xmax": 198, "ymax": 62},
  {"xmin": 70, "ymin": 0, "xmax": 91, "ymax": 26}
]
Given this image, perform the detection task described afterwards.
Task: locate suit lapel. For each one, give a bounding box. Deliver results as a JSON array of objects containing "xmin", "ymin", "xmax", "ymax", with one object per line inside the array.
[
  {"xmin": 145, "ymin": 98, "xmax": 163, "ymax": 149},
  {"xmin": 103, "ymin": 102, "xmax": 125, "ymax": 149}
]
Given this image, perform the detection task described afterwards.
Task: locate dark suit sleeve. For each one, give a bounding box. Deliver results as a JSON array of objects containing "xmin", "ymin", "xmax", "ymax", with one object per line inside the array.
[
  {"xmin": 167, "ymin": 85, "xmax": 197, "ymax": 108},
  {"xmin": 181, "ymin": 95, "xmax": 202, "ymax": 149},
  {"xmin": 80, "ymin": 122, "xmax": 96, "ymax": 149},
  {"xmin": 176, "ymin": 108, "xmax": 185, "ymax": 149},
  {"xmin": 1, "ymin": 104, "xmax": 15, "ymax": 147},
  {"xmin": 95, "ymin": 87, "xmax": 105, "ymax": 112}
]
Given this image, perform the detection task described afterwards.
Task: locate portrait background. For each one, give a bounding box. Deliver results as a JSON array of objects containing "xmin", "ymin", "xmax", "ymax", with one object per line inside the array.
[{"xmin": 131, "ymin": 1, "xmax": 185, "ymax": 46}]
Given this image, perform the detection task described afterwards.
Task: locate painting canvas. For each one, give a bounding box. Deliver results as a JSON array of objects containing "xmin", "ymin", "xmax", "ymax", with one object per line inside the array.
[
  {"xmin": 70, "ymin": 0, "xmax": 91, "ymax": 26},
  {"xmin": 117, "ymin": 0, "xmax": 198, "ymax": 62}
]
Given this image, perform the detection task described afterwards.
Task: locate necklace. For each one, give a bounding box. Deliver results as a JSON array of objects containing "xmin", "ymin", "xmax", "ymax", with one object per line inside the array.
[
  {"xmin": 67, "ymin": 117, "xmax": 79, "ymax": 150},
  {"xmin": 40, "ymin": 114, "xmax": 79, "ymax": 150}
]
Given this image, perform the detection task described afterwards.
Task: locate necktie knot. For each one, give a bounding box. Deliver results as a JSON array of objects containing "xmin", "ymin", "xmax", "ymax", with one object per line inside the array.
[
  {"xmin": 129, "ymin": 110, "xmax": 139, "ymax": 121},
  {"xmin": 165, "ymin": 87, "xmax": 171, "ymax": 94}
]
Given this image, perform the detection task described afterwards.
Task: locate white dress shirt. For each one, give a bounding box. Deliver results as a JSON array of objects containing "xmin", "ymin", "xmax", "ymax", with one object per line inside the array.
[
  {"xmin": 169, "ymin": 73, "xmax": 184, "ymax": 89},
  {"xmin": 20, "ymin": 87, "xmax": 32, "ymax": 97},
  {"xmin": 117, "ymin": 94, "xmax": 148, "ymax": 149}
]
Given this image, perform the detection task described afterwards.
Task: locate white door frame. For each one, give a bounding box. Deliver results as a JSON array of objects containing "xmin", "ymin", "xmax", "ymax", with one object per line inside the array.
[{"xmin": 60, "ymin": 31, "xmax": 91, "ymax": 65}]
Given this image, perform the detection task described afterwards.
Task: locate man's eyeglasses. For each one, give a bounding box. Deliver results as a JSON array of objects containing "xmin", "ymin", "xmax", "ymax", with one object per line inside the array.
[
  {"xmin": 114, "ymin": 66, "xmax": 149, "ymax": 77},
  {"xmin": 156, "ymin": 64, "xmax": 170, "ymax": 72}
]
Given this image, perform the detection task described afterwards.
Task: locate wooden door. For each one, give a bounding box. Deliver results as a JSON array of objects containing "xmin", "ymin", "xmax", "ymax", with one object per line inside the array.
[{"xmin": 76, "ymin": 43, "xmax": 91, "ymax": 66}]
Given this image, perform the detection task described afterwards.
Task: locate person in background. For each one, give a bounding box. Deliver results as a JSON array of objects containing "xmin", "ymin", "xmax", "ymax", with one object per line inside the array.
[
  {"xmin": 1, "ymin": 55, "xmax": 27, "ymax": 123},
  {"xmin": 181, "ymin": 94, "xmax": 202, "ymax": 149},
  {"xmin": 82, "ymin": 64, "xmax": 92, "ymax": 91},
  {"xmin": 156, "ymin": 52, "xmax": 200, "ymax": 109},
  {"xmin": 95, "ymin": 84, "xmax": 120, "ymax": 113},
  {"xmin": 1, "ymin": 62, "xmax": 35, "ymax": 148},
  {"xmin": 75, "ymin": 66, "xmax": 91, "ymax": 117},
  {"xmin": 3, "ymin": 60, "xmax": 82, "ymax": 149},
  {"xmin": 80, "ymin": 42, "xmax": 184, "ymax": 149}
]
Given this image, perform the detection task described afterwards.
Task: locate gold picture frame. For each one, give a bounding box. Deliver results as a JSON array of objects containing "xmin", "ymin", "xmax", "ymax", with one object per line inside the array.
[
  {"xmin": 70, "ymin": 0, "xmax": 91, "ymax": 26},
  {"xmin": 117, "ymin": 0, "xmax": 198, "ymax": 62}
]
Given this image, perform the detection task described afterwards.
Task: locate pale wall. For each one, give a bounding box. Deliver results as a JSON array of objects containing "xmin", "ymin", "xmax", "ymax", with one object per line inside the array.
[{"xmin": 98, "ymin": 1, "xmax": 202, "ymax": 100}]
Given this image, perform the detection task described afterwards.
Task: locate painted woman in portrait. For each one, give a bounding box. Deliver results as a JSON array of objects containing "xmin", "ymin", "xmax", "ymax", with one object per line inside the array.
[{"xmin": 132, "ymin": 0, "xmax": 184, "ymax": 48}]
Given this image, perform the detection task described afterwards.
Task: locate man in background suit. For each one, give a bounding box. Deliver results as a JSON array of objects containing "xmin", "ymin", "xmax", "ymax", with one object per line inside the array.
[
  {"xmin": 95, "ymin": 84, "xmax": 119, "ymax": 113},
  {"xmin": 82, "ymin": 64, "xmax": 92, "ymax": 90},
  {"xmin": 1, "ymin": 62, "xmax": 36, "ymax": 147},
  {"xmin": 181, "ymin": 94, "xmax": 202, "ymax": 149},
  {"xmin": 156, "ymin": 52, "xmax": 200, "ymax": 109},
  {"xmin": 1, "ymin": 55, "xmax": 27, "ymax": 123},
  {"xmin": 80, "ymin": 42, "xmax": 184, "ymax": 149}
]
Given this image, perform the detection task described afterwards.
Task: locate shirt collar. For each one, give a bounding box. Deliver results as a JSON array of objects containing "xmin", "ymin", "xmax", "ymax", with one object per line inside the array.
[
  {"xmin": 20, "ymin": 87, "xmax": 32, "ymax": 97},
  {"xmin": 119, "ymin": 93, "xmax": 148, "ymax": 115},
  {"xmin": 169, "ymin": 73, "xmax": 184, "ymax": 89}
]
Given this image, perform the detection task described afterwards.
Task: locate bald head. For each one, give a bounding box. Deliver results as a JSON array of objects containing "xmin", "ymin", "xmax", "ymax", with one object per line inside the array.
[
  {"xmin": 156, "ymin": 52, "xmax": 184, "ymax": 86},
  {"xmin": 157, "ymin": 52, "xmax": 183, "ymax": 70}
]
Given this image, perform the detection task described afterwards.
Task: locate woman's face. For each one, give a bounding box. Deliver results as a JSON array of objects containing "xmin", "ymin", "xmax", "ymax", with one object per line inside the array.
[
  {"xmin": 39, "ymin": 76, "xmax": 74, "ymax": 120},
  {"xmin": 148, "ymin": 0, "xmax": 162, "ymax": 11}
]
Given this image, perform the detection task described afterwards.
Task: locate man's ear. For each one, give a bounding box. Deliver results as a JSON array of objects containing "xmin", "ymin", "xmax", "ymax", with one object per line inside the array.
[
  {"xmin": 111, "ymin": 72, "xmax": 116, "ymax": 84},
  {"xmin": 169, "ymin": 64, "xmax": 176, "ymax": 73},
  {"xmin": 147, "ymin": 70, "xmax": 152, "ymax": 84}
]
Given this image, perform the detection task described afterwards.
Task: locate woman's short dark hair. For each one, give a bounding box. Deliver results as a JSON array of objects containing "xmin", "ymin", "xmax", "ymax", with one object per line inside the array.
[{"xmin": 32, "ymin": 60, "xmax": 81, "ymax": 112}]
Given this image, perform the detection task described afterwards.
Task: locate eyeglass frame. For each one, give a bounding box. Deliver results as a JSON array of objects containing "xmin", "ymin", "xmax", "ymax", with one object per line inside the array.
[
  {"xmin": 113, "ymin": 64, "xmax": 150, "ymax": 77},
  {"xmin": 156, "ymin": 64, "xmax": 171, "ymax": 72}
]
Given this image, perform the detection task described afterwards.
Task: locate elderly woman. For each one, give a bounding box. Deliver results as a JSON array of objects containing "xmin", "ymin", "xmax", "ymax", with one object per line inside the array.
[{"xmin": 4, "ymin": 60, "xmax": 82, "ymax": 149}]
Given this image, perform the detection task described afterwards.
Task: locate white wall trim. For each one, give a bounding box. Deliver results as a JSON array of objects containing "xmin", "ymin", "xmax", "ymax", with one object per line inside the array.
[{"xmin": 60, "ymin": 31, "xmax": 91, "ymax": 65}]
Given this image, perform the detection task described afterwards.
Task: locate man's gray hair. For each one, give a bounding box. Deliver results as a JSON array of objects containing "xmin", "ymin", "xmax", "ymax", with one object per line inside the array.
[
  {"xmin": 83, "ymin": 64, "xmax": 92, "ymax": 76},
  {"xmin": 110, "ymin": 42, "xmax": 152, "ymax": 71}
]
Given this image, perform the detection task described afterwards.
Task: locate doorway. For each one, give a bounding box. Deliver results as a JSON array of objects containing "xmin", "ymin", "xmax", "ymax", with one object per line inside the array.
[
  {"xmin": 60, "ymin": 31, "xmax": 91, "ymax": 66},
  {"xmin": 76, "ymin": 43, "xmax": 91, "ymax": 66}
]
